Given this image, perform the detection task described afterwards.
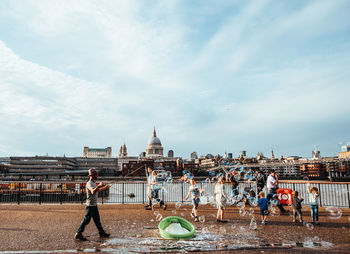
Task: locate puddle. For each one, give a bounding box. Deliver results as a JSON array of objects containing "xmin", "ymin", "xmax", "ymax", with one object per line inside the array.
[{"xmin": 0, "ymin": 226, "xmax": 335, "ymax": 253}]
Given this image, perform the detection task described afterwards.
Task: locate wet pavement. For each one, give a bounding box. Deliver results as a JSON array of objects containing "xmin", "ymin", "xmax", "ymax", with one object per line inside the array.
[{"xmin": 0, "ymin": 203, "xmax": 349, "ymax": 253}]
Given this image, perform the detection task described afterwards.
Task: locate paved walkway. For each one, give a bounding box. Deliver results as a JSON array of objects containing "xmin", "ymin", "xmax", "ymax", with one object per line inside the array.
[{"xmin": 0, "ymin": 203, "xmax": 349, "ymax": 253}]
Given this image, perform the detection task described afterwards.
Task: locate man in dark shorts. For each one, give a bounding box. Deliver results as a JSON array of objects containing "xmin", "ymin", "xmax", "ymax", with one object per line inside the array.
[{"xmin": 74, "ymin": 168, "xmax": 111, "ymax": 241}]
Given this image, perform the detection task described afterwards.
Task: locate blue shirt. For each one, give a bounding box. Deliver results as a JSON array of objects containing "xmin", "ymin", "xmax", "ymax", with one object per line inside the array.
[{"xmin": 258, "ymin": 198, "xmax": 270, "ymax": 210}]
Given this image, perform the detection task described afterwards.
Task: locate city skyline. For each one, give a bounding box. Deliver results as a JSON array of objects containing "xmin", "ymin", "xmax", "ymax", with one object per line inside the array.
[{"xmin": 1, "ymin": 1, "xmax": 350, "ymax": 158}]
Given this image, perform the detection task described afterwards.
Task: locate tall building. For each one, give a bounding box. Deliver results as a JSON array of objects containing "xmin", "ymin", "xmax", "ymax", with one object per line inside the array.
[
  {"xmin": 83, "ymin": 147, "xmax": 112, "ymax": 158},
  {"xmin": 119, "ymin": 144, "xmax": 127, "ymax": 157},
  {"xmin": 145, "ymin": 128, "xmax": 164, "ymax": 158}
]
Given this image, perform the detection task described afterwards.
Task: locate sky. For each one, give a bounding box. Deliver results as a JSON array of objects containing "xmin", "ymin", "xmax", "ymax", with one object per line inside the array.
[{"xmin": 0, "ymin": 0, "xmax": 350, "ymax": 159}]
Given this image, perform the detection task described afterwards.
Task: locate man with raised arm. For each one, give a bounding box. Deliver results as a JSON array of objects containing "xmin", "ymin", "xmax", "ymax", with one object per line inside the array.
[{"xmin": 74, "ymin": 168, "xmax": 110, "ymax": 241}]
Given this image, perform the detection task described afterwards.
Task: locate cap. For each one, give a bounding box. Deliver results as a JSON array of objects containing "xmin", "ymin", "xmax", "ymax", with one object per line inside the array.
[{"xmin": 88, "ymin": 168, "xmax": 97, "ymax": 176}]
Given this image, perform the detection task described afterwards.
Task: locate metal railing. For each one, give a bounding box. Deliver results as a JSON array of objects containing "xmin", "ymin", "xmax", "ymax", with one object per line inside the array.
[{"xmin": 1, "ymin": 181, "xmax": 349, "ymax": 208}]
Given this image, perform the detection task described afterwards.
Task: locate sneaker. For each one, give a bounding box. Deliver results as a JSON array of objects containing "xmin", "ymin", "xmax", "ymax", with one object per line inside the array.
[
  {"xmin": 194, "ymin": 217, "xmax": 199, "ymax": 222},
  {"xmin": 261, "ymin": 221, "xmax": 265, "ymax": 225},
  {"xmin": 74, "ymin": 232, "xmax": 87, "ymax": 241},
  {"xmin": 191, "ymin": 212, "xmax": 195, "ymax": 218},
  {"xmin": 163, "ymin": 204, "xmax": 167, "ymax": 210},
  {"xmin": 221, "ymin": 220, "xmax": 228, "ymax": 223},
  {"xmin": 145, "ymin": 207, "xmax": 152, "ymax": 210},
  {"xmin": 99, "ymin": 231, "xmax": 110, "ymax": 238}
]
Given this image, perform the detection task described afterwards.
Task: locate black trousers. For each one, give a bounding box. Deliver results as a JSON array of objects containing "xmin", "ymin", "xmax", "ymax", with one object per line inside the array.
[{"xmin": 77, "ymin": 206, "xmax": 104, "ymax": 234}]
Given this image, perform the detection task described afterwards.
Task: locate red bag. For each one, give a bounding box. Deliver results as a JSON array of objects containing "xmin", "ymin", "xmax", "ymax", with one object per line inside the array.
[{"xmin": 277, "ymin": 188, "xmax": 293, "ymax": 205}]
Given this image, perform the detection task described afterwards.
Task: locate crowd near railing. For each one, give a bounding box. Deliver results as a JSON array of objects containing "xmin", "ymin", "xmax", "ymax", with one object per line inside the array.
[{"xmin": 0, "ymin": 181, "xmax": 349, "ymax": 208}]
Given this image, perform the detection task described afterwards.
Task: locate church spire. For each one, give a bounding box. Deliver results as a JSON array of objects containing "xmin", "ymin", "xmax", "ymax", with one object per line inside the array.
[{"xmin": 153, "ymin": 127, "xmax": 156, "ymax": 137}]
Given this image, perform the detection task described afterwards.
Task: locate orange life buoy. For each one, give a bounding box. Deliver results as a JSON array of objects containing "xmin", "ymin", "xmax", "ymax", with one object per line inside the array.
[{"xmin": 277, "ymin": 188, "xmax": 293, "ymax": 205}]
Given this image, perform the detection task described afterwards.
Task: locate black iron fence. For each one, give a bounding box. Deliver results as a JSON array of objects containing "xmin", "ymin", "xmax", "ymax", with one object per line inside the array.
[{"xmin": 1, "ymin": 181, "xmax": 349, "ymax": 208}]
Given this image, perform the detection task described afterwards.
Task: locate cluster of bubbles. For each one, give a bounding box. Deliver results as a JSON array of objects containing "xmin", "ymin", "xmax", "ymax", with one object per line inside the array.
[{"xmin": 249, "ymin": 217, "xmax": 258, "ymax": 230}]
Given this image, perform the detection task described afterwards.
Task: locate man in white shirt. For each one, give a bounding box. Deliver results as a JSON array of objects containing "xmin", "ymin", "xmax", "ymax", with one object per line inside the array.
[{"xmin": 266, "ymin": 170, "xmax": 287, "ymax": 214}]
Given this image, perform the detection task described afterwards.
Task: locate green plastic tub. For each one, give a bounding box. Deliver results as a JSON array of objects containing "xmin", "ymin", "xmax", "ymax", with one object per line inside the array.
[{"xmin": 158, "ymin": 216, "xmax": 196, "ymax": 239}]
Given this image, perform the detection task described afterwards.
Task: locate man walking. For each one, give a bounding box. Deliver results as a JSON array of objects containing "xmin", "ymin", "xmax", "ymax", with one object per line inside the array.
[{"xmin": 74, "ymin": 168, "xmax": 110, "ymax": 240}]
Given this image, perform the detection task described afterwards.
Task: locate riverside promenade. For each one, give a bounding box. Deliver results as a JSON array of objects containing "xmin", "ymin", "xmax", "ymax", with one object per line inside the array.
[{"xmin": 0, "ymin": 204, "xmax": 349, "ymax": 253}]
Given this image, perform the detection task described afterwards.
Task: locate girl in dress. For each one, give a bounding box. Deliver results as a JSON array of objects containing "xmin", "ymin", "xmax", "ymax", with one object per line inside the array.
[{"xmin": 214, "ymin": 175, "xmax": 227, "ymax": 223}]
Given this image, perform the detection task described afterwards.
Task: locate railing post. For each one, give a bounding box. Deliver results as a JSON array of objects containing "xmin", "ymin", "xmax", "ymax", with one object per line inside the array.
[
  {"xmin": 39, "ymin": 183, "xmax": 42, "ymax": 205},
  {"xmin": 60, "ymin": 184, "xmax": 63, "ymax": 205},
  {"xmin": 122, "ymin": 183, "xmax": 124, "ymax": 204},
  {"xmin": 17, "ymin": 182, "xmax": 20, "ymax": 205},
  {"xmin": 347, "ymin": 184, "xmax": 350, "ymax": 208},
  {"xmin": 181, "ymin": 183, "xmax": 184, "ymax": 203},
  {"xmin": 142, "ymin": 183, "xmax": 145, "ymax": 204},
  {"xmin": 318, "ymin": 183, "xmax": 322, "ymax": 207}
]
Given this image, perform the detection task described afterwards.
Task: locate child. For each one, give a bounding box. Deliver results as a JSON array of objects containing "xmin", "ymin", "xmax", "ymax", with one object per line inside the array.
[
  {"xmin": 214, "ymin": 176, "xmax": 227, "ymax": 223},
  {"xmin": 257, "ymin": 191, "xmax": 270, "ymax": 225},
  {"xmin": 292, "ymin": 191, "xmax": 303, "ymax": 223},
  {"xmin": 308, "ymin": 185, "xmax": 320, "ymax": 224},
  {"xmin": 185, "ymin": 179, "xmax": 203, "ymax": 222}
]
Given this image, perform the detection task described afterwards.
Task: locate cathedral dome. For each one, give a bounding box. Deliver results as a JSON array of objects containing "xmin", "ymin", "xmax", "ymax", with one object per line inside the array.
[
  {"xmin": 148, "ymin": 136, "xmax": 162, "ymax": 146},
  {"xmin": 146, "ymin": 128, "xmax": 164, "ymax": 158}
]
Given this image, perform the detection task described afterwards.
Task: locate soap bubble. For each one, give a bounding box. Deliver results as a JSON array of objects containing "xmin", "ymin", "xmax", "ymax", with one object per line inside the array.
[
  {"xmin": 154, "ymin": 211, "xmax": 160, "ymax": 216},
  {"xmin": 326, "ymin": 207, "xmax": 342, "ymax": 219},
  {"xmin": 219, "ymin": 227, "xmax": 226, "ymax": 234},
  {"xmin": 172, "ymin": 210, "xmax": 177, "ymax": 215},
  {"xmin": 250, "ymin": 218, "xmax": 257, "ymax": 230},
  {"xmin": 269, "ymin": 206, "xmax": 280, "ymax": 217},
  {"xmin": 201, "ymin": 227, "xmax": 209, "ymax": 234},
  {"xmin": 239, "ymin": 208, "xmax": 247, "ymax": 217},
  {"xmin": 156, "ymin": 214, "xmax": 163, "ymax": 221},
  {"xmin": 306, "ymin": 223, "xmax": 314, "ymax": 230},
  {"xmin": 175, "ymin": 202, "xmax": 182, "ymax": 209},
  {"xmin": 249, "ymin": 208, "xmax": 254, "ymax": 216},
  {"xmin": 271, "ymin": 199, "xmax": 279, "ymax": 206},
  {"xmin": 181, "ymin": 212, "xmax": 185, "ymax": 217},
  {"xmin": 200, "ymin": 196, "xmax": 208, "ymax": 205},
  {"xmin": 231, "ymin": 224, "xmax": 236, "ymax": 230},
  {"xmin": 249, "ymin": 199, "xmax": 258, "ymax": 207},
  {"xmin": 187, "ymin": 173, "xmax": 194, "ymax": 180},
  {"xmin": 237, "ymin": 201, "xmax": 245, "ymax": 207},
  {"xmin": 199, "ymin": 215, "xmax": 206, "ymax": 223},
  {"xmin": 303, "ymin": 176, "xmax": 309, "ymax": 182}
]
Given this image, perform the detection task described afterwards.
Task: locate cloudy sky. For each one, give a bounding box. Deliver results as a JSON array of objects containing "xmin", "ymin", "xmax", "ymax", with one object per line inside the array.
[{"xmin": 0, "ymin": 0, "xmax": 349, "ymax": 159}]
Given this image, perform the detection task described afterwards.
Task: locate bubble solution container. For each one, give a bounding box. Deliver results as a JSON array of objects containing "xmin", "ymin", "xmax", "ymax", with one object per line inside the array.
[{"xmin": 158, "ymin": 216, "xmax": 195, "ymax": 239}]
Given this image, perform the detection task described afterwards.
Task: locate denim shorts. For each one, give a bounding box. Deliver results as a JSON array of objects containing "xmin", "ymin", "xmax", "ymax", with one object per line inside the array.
[{"xmin": 192, "ymin": 198, "xmax": 200, "ymax": 209}]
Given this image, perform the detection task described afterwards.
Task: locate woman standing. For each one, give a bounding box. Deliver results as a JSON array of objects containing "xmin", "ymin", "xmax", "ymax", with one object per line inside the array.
[{"xmin": 214, "ymin": 175, "xmax": 227, "ymax": 223}]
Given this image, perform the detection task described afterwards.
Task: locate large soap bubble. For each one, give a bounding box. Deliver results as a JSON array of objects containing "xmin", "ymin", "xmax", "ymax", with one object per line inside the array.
[{"xmin": 326, "ymin": 207, "xmax": 342, "ymax": 220}]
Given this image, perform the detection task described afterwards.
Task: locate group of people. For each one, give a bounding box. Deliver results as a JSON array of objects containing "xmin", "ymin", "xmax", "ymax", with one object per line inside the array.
[
  {"xmin": 257, "ymin": 169, "xmax": 320, "ymax": 225},
  {"xmin": 74, "ymin": 167, "xmax": 320, "ymax": 241}
]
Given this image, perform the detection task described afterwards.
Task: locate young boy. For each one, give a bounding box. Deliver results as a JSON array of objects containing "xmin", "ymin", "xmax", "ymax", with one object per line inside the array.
[
  {"xmin": 308, "ymin": 185, "xmax": 320, "ymax": 225},
  {"xmin": 75, "ymin": 168, "xmax": 110, "ymax": 241},
  {"xmin": 292, "ymin": 191, "xmax": 303, "ymax": 223},
  {"xmin": 257, "ymin": 191, "xmax": 270, "ymax": 225},
  {"xmin": 185, "ymin": 179, "xmax": 203, "ymax": 222}
]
